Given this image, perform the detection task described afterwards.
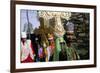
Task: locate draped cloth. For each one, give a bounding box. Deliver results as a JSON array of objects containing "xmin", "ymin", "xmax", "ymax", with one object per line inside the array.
[
  {"xmin": 21, "ymin": 40, "xmax": 35, "ymax": 63},
  {"xmin": 53, "ymin": 36, "xmax": 65, "ymax": 61},
  {"xmin": 66, "ymin": 47, "xmax": 80, "ymax": 60},
  {"xmin": 53, "ymin": 37, "xmax": 80, "ymax": 61}
]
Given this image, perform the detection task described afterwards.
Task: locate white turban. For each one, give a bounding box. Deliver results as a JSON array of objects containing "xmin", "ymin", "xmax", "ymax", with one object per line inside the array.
[{"xmin": 21, "ymin": 32, "xmax": 27, "ymax": 38}]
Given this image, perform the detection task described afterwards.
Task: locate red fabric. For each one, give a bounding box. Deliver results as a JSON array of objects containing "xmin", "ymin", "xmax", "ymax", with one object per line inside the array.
[
  {"xmin": 30, "ymin": 41, "xmax": 35, "ymax": 54},
  {"xmin": 21, "ymin": 40, "xmax": 35, "ymax": 63},
  {"xmin": 21, "ymin": 54, "xmax": 34, "ymax": 63}
]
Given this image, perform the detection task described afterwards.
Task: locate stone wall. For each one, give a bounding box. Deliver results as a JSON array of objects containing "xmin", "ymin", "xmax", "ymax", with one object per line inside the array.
[{"xmin": 70, "ymin": 12, "xmax": 90, "ymax": 60}]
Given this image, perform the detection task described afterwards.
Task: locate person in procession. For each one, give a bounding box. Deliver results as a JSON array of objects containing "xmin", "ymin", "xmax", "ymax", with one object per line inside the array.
[{"xmin": 21, "ymin": 32, "xmax": 35, "ymax": 63}]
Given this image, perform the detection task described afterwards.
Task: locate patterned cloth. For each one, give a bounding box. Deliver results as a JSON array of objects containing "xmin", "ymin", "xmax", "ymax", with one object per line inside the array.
[{"xmin": 21, "ymin": 39, "xmax": 35, "ymax": 62}]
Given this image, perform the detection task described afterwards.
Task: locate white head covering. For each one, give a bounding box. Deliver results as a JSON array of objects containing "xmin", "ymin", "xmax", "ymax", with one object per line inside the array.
[
  {"xmin": 65, "ymin": 21, "xmax": 74, "ymax": 33},
  {"xmin": 21, "ymin": 32, "xmax": 27, "ymax": 38}
]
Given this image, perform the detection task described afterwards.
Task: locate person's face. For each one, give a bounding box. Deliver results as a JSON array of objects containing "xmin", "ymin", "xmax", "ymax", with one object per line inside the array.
[
  {"xmin": 66, "ymin": 33, "xmax": 74, "ymax": 42},
  {"xmin": 50, "ymin": 40, "xmax": 54, "ymax": 44},
  {"xmin": 22, "ymin": 38, "xmax": 27, "ymax": 43}
]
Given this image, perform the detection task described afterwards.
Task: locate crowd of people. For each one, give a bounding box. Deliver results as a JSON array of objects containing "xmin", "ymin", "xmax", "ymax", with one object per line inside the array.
[{"xmin": 20, "ymin": 31, "xmax": 80, "ymax": 63}]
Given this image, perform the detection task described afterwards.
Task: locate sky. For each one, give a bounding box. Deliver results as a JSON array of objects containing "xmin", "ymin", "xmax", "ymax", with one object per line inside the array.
[{"xmin": 20, "ymin": 10, "xmax": 40, "ymax": 32}]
